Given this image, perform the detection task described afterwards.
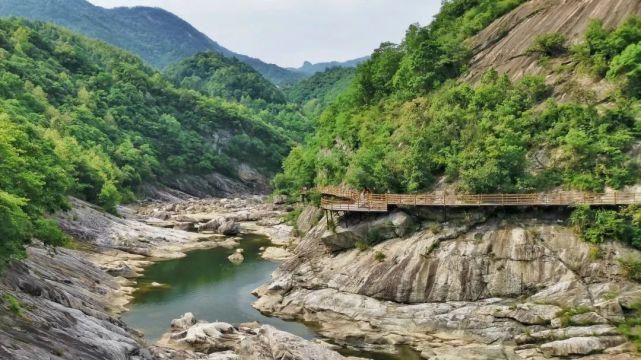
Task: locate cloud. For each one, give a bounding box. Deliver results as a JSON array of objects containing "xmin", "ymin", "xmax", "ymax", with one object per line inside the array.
[{"xmin": 88, "ymin": 0, "xmax": 441, "ymax": 67}]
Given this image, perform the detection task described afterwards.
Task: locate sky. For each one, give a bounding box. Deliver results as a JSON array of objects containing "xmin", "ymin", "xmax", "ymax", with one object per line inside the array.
[{"xmin": 87, "ymin": 0, "xmax": 442, "ymax": 68}]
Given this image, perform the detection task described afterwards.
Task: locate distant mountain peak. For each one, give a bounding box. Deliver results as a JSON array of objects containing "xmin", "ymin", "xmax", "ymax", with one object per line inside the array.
[
  {"xmin": 0, "ymin": 0, "xmax": 304, "ymax": 86},
  {"xmin": 294, "ymin": 56, "xmax": 370, "ymax": 75}
]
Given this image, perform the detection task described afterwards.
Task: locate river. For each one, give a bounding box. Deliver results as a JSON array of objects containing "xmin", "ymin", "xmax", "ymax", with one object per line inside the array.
[{"xmin": 122, "ymin": 233, "xmax": 420, "ymax": 360}]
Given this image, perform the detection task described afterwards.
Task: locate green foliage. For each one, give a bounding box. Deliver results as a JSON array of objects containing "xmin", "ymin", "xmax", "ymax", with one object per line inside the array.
[
  {"xmin": 355, "ymin": 240, "xmax": 370, "ymax": 251},
  {"xmin": 618, "ymin": 300, "xmax": 641, "ymax": 350},
  {"xmin": 0, "ymin": 0, "xmax": 305, "ymax": 86},
  {"xmin": 165, "ymin": 52, "xmax": 314, "ymax": 143},
  {"xmin": 284, "ymin": 67, "xmax": 356, "ymax": 120},
  {"xmin": 573, "ymin": 17, "xmax": 641, "ymax": 77},
  {"xmin": 0, "ymin": 19, "xmax": 290, "ymax": 268},
  {"xmin": 527, "ymin": 33, "xmax": 567, "ymax": 57},
  {"xmin": 277, "ymin": 11, "xmax": 641, "ymax": 196},
  {"xmin": 620, "ymin": 256, "xmax": 641, "ymax": 282},
  {"xmin": 570, "ymin": 206, "xmax": 641, "ymax": 249},
  {"xmin": 165, "ymin": 52, "xmax": 286, "ymax": 104},
  {"xmin": 557, "ymin": 306, "xmax": 593, "ymax": 326},
  {"xmin": 2, "ymin": 293, "xmax": 25, "ymax": 318},
  {"xmin": 374, "ymin": 251, "xmax": 386, "ymax": 262}
]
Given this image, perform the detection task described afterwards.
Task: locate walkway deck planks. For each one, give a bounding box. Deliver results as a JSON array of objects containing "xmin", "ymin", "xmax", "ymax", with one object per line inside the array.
[{"xmin": 317, "ymin": 186, "xmax": 641, "ymax": 213}]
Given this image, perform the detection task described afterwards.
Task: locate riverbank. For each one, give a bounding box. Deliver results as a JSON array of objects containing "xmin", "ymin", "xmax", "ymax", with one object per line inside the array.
[{"xmin": 0, "ymin": 194, "xmax": 351, "ymax": 359}]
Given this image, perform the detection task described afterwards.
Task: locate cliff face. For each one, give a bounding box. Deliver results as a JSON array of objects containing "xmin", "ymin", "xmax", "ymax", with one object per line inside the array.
[
  {"xmin": 254, "ymin": 208, "xmax": 641, "ymax": 358},
  {"xmin": 0, "ymin": 246, "xmax": 148, "ymax": 360},
  {"xmin": 466, "ymin": 0, "xmax": 641, "ymax": 82}
]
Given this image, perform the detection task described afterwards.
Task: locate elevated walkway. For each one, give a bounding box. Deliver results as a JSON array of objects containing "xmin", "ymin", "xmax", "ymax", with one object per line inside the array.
[{"xmin": 317, "ymin": 186, "xmax": 641, "ymax": 213}]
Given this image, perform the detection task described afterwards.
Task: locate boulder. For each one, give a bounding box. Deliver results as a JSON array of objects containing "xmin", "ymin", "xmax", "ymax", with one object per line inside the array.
[
  {"xmin": 228, "ymin": 252, "xmax": 244, "ymax": 265},
  {"xmin": 219, "ymin": 220, "xmax": 240, "ymax": 236},
  {"xmin": 296, "ymin": 206, "xmax": 323, "ymax": 235},
  {"xmin": 540, "ymin": 336, "xmax": 627, "ymax": 357}
]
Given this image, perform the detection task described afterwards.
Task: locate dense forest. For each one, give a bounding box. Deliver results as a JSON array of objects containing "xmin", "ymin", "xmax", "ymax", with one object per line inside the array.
[
  {"xmin": 284, "ymin": 67, "xmax": 356, "ymax": 121},
  {"xmin": 0, "ymin": 0, "xmax": 306, "ymax": 86},
  {"xmin": 0, "ymin": 18, "xmax": 291, "ymax": 266},
  {"xmin": 274, "ymin": 0, "xmax": 641, "ymax": 195},
  {"xmin": 165, "ymin": 52, "xmax": 315, "ymax": 143}
]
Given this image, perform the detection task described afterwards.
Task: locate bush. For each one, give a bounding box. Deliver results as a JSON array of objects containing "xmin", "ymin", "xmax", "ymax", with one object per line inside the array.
[
  {"xmin": 620, "ymin": 256, "xmax": 641, "ymax": 282},
  {"xmin": 374, "ymin": 251, "xmax": 386, "ymax": 262},
  {"xmin": 2, "ymin": 294, "xmax": 25, "ymax": 318},
  {"xmin": 569, "ymin": 206, "xmax": 641, "ymax": 246},
  {"xmin": 527, "ymin": 33, "xmax": 568, "ymax": 57},
  {"xmin": 618, "ymin": 300, "xmax": 641, "ymax": 350},
  {"xmin": 355, "ymin": 240, "xmax": 370, "ymax": 251}
]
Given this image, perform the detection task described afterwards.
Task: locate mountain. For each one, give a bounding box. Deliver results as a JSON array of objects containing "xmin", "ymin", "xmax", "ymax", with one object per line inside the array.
[
  {"xmin": 0, "ymin": 0, "xmax": 305, "ymax": 86},
  {"xmin": 165, "ymin": 52, "xmax": 287, "ymax": 104},
  {"xmin": 284, "ymin": 67, "xmax": 356, "ymax": 120},
  {"xmin": 165, "ymin": 52, "xmax": 315, "ymax": 143},
  {"xmin": 275, "ymin": 0, "xmax": 641, "ymax": 197},
  {"xmin": 293, "ymin": 56, "xmax": 369, "ymax": 75},
  {"xmin": 0, "ymin": 18, "xmax": 290, "ymax": 265}
]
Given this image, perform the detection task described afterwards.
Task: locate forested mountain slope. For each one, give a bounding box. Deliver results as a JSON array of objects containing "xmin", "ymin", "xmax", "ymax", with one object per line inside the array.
[
  {"xmin": 165, "ymin": 52, "xmax": 314, "ymax": 143},
  {"xmin": 284, "ymin": 67, "xmax": 356, "ymax": 120},
  {"xmin": 0, "ymin": 18, "xmax": 290, "ymax": 266},
  {"xmin": 293, "ymin": 56, "xmax": 369, "ymax": 75},
  {"xmin": 276, "ymin": 0, "xmax": 641, "ymax": 196},
  {"xmin": 0, "ymin": 0, "xmax": 305, "ymax": 86}
]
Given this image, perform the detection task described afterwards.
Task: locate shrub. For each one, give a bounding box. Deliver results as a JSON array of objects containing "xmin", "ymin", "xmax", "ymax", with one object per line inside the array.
[
  {"xmin": 527, "ymin": 33, "xmax": 568, "ymax": 57},
  {"xmin": 374, "ymin": 251, "xmax": 386, "ymax": 262},
  {"xmin": 355, "ymin": 240, "xmax": 370, "ymax": 251},
  {"xmin": 618, "ymin": 300, "xmax": 641, "ymax": 350},
  {"xmin": 429, "ymin": 223, "xmax": 443, "ymax": 234},
  {"xmin": 619, "ymin": 256, "xmax": 641, "ymax": 282},
  {"xmin": 2, "ymin": 294, "xmax": 24, "ymax": 318}
]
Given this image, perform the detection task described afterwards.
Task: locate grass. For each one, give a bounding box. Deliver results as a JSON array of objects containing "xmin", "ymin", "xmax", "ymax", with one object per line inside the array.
[
  {"xmin": 2, "ymin": 294, "xmax": 25, "ymax": 318},
  {"xmin": 589, "ymin": 245, "xmax": 602, "ymax": 261},
  {"xmin": 374, "ymin": 251, "xmax": 386, "ymax": 262},
  {"xmin": 557, "ymin": 306, "xmax": 593, "ymax": 326},
  {"xmin": 619, "ymin": 256, "xmax": 641, "ymax": 282},
  {"xmin": 429, "ymin": 223, "xmax": 443, "ymax": 235},
  {"xmin": 355, "ymin": 240, "xmax": 370, "ymax": 251},
  {"xmin": 618, "ymin": 300, "xmax": 641, "ymax": 351}
]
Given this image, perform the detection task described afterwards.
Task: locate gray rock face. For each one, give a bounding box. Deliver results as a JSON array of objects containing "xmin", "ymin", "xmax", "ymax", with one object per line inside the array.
[
  {"xmin": 321, "ymin": 210, "xmax": 414, "ymax": 250},
  {"xmin": 156, "ymin": 313, "xmax": 346, "ymax": 360},
  {"xmin": 254, "ymin": 209, "xmax": 641, "ymax": 358},
  {"xmin": 0, "ymin": 246, "xmax": 149, "ymax": 360}
]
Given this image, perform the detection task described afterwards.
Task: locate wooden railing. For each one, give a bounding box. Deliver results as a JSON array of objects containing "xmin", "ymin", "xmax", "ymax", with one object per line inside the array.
[{"xmin": 317, "ymin": 186, "xmax": 641, "ymax": 212}]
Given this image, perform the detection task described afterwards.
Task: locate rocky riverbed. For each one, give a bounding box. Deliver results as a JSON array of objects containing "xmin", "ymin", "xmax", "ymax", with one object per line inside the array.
[
  {"xmin": 3, "ymin": 191, "xmax": 641, "ymax": 359},
  {"xmin": 0, "ymin": 192, "xmax": 347, "ymax": 360}
]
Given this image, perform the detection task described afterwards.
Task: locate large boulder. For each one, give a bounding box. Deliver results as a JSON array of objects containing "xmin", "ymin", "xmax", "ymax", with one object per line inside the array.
[
  {"xmin": 219, "ymin": 220, "xmax": 240, "ymax": 236},
  {"xmin": 296, "ymin": 206, "xmax": 323, "ymax": 235},
  {"xmin": 321, "ymin": 210, "xmax": 414, "ymax": 250}
]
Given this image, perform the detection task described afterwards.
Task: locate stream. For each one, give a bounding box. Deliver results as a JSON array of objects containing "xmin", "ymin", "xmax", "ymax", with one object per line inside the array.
[{"xmin": 122, "ymin": 233, "xmax": 420, "ymax": 360}]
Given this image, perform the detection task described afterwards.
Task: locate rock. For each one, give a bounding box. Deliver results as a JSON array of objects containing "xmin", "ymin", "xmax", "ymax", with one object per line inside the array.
[
  {"xmin": 159, "ymin": 314, "xmax": 346, "ymax": 359},
  {"xmin": 540, "ymin": 336, "xmax": 628, "ymax": 357},
  {"xmin": 261, "ymin": 247, "xmax": 293, "ymax": 261},
  {"xmin": 219, "ymin": 220, "xmax": 240, "ymax": 236},
  {"xmin": 273, "ymin": 195, "xmax": 288, "ymax": 205},
  {"xmin": 321, "ymin": 210, "xmax": 414, "ymax": 250},
  {"xmin": 297, "ymin": 206, "xmax": 323, "ymax": 235},
  {"xmin": 200, "ymin": 217, "xmax": 224, "ymax": 232},
  {"xmin": 171, "ymin": 312, "xmax": 197, "ymax": 330},
  {"xmin": 570, "ymin": 311, "xmax": 608, "ymax": 325},
  {"xmin": 228, "ymin": 252, "xmax": 244, "ymax": 265}
]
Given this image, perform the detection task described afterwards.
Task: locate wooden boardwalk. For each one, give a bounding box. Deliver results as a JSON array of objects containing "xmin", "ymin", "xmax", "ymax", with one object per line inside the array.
[{"xmin": 318, "ymin": 186, "xmax": 641, "ymax": 213}]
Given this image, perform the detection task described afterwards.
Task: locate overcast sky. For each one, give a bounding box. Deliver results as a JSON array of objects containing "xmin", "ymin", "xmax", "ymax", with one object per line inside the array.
[{"xmin": 87, "ymin": 0, "xmax": 441, "ymax": 68}]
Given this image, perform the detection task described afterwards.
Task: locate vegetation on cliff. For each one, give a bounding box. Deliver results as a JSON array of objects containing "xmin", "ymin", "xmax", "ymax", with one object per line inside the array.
[
  {"xmin": 0, "ymin": 18, "xmax": 290, "ymax": 267},
  {"xmin": 274, "ymin": 2, "xmax": 641, "ymax": 199}
]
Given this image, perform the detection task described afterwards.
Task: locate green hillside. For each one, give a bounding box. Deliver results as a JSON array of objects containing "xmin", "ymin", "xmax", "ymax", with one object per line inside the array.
[
  {"xmin": 0, "ymin": 0, "xmax": 306, "ymax": 86},
  {"xmin": 0, "ymin": 18, "xmax": 290, "ymax": 266},
  {"xmin": 284, "ymin": 67, "xmax": 356, "ymax": 120},
  {"xmin": 165, "ymin": 52, "xmax": 314, "ymax": 143},
  {"xmin": 274, "ymin": 0, "xmax": 641, "ymax": 196}
]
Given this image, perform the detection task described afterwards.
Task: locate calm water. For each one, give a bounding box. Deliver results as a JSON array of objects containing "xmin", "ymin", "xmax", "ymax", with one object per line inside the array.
[
  {"xmin": 122, "ymin": 234, "xmax": 316, "ymax": 341},
  {"xmin": 122, "ymin": 233, "xmax": 420, "ymax": 360}
]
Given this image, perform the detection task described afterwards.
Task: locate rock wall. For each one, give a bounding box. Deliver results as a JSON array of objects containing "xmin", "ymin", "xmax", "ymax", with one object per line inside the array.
[
  {"xmin": 0, "ymin": 246, "xmax": 149, "ymax": 360},
  {"xmin": 254, "ymin": 208, "xmax": 641, "ymax": 358},
  {"xmin": 466, "ymin": 0, "xmax": 641, "ymax": 83}
]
